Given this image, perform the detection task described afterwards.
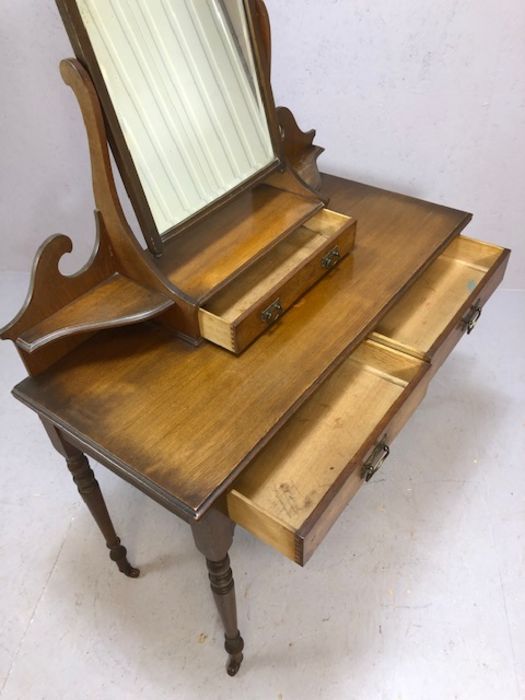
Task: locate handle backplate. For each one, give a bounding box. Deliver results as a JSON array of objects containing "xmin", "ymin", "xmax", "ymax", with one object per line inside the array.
[{"xmin": 362, "ymin": 441, "xmax": 390, "ymax": 482}]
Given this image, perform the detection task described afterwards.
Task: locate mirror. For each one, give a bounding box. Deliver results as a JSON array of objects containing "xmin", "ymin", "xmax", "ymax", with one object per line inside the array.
[{"xmin": 69, "ymin": 0, "xmax": 277, "ymax": 240}]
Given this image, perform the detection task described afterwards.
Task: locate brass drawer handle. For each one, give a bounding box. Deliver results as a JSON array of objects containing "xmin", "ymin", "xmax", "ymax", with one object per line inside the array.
[
  {"xmin": 464, "ymin": 301, "xmax": 482, "ymax": 334},
  {"xmin": 321, "ymin": 246, "xmax": 341, "ymax": 269},
  {"xmin": 362, "ymin": 441, "xmax": 390, "ymax": 482},
  {"xmin": 261, "ymin": 298, "xmax": 283, "ymax": 325}
]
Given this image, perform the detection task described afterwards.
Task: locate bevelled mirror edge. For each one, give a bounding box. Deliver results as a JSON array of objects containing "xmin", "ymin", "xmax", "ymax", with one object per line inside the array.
[{"xmin": 55, "ymin": 0, "xmax": 285, "ymax": 257}]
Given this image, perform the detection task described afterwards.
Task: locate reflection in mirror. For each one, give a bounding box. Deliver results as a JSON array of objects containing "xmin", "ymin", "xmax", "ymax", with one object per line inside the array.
[{"xmin": 76, "ymin": 0, "xmax": 276, "ymax": 235}]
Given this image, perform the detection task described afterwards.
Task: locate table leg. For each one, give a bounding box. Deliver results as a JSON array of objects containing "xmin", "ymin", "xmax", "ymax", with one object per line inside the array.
[
  {"xmin": 41, "ymin": 420, "xmax": 139, "ymax": 578},
  {"xmin": 191, "ymin": 509, "xmax": 244, "ymax": 676}
]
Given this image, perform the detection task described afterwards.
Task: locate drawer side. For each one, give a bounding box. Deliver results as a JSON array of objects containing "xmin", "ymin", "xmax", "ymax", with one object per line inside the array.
[
  {"xmin": 200, "ymin": 208, "xmax": 356, "ymax": 353},
  {"xmin": 371, "ymin": 236, "xmax": 510, "ymax": 363},
  {"xmin": 226, "ymin": 341, "xmax": 428, "ymax": 564}
]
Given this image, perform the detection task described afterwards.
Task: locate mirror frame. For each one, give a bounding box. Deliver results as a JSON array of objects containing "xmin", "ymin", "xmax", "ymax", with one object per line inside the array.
[{"xmin": 55, "ymin": 0, "xmax": 284, "ymax": 256}]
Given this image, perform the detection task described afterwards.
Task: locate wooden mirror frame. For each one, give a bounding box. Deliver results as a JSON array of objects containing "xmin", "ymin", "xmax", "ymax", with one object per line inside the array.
[
  {"xmin": 1, "ymin": 0, "xmax": 327, "ymax": 377},
  {"xmin": 55, "ymin": 0, "xmax": 285, "ymax": 256}
]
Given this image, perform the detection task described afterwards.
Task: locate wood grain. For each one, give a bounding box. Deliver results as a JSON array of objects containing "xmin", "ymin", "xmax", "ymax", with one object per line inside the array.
[
  {"xmin": 17, "ymin": 274, "xmax": 173, "ymax": 352},
  {"xmin": 0, "ymin": 216, "xmax": 114, "ymax": 374},
  {"xmin": 56, "ymin": 0, "xmax": 284, "ymax": 253},
  {"xmin": 227, "ymin": 340, "xmax": 426, "ymax": 562},
  {"xmin": 0, "ymin": 224, "xmax": 111, "ymax": 344},
  {"xmin": 1, "ymin": 59, "xmax": 193, "ymax": 373},
  {"xmin": 157, "ymin": 185, "xmax": 323, "ymax": 303},
  {"xmin": 298, "ymin": 359, "xmax": 432, "ymax": 565},
  {"xmin": 228, "ymin": 227, "xmax": 508, "ymax": 564},
  {"xmin": 277, "ymin": 106, "xmax": 324, "ymax": 192},
  {"xmin": 11, "ymin": 175, "xmax": 474, "ymax": 519},
  {"xmin": 199, "ymin": 209, "xmax": 356, "ymax": 353},
  {"xmin": 59, "ymin": 59, "xmax": 188, "ymax": 303},
  {"xmin": 371, "ymin": 236, "xmax": 507, "ymax": 359}
]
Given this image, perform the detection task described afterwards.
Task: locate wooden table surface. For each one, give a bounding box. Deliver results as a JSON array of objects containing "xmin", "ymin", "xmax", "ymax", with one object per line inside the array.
[{"xmin": 13, "ymin": 175, "xmax": 471, "ymax": 521}]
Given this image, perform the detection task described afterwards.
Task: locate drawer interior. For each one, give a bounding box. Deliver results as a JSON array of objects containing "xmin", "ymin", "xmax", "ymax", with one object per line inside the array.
[
  {"xmin": 199, "ymin": 208, "xmax": 353, "ymax": 351},
  {"xmin": 226, "ymin": 340, "xmax": 427, "ymax": 564},
  {"xmin": 226, "ymin": 234, "xmax": 507, "ymax": 565},
  {"xmin": 370, "ymin": 236, "xmax": 504, "ymax": 358}
]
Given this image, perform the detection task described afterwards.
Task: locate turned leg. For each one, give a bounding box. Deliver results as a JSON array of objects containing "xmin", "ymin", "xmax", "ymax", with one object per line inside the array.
[
  {"xmin": 41, "ymin": 420, "xmax": 139, "ymax": 578},
  {"xmin": 192, "ymin": 510, "xmax": 244, "ymax": 676}
]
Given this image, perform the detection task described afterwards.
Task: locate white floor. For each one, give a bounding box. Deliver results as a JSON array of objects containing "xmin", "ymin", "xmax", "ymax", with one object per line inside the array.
[{"xmin": 0, "ymin": 272, "xmax": 523, "ymax": 700}]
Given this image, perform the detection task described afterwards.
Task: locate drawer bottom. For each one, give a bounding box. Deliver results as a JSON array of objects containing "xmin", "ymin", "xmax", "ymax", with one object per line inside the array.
[
  {"xmin": 227, "ymin": 340, "xmax": 429, "ymax": 565},
  {"xmin": 226, "ymin": 234, "xmax": 509, "ymax": 565}
]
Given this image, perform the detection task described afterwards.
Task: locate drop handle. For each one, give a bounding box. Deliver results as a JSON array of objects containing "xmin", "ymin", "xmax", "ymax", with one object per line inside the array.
[
  {"xmin": 261, "ymin": 298, "xmax": 283, "ymax": 325},
  {"xmin": 321, "ymin": 246, "xmax": 341, "ymax": 269},
  {"xmin": 464, "ymin": 301, "xmax": 482, "ymax": 334},
  {"xmin": 362, "ymin": 441, "xmax": 390, "ymax": 482}
]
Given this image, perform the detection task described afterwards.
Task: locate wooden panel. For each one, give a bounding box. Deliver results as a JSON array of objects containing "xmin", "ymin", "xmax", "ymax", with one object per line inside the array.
[
  {"xmin": 199, "ymin": 209, "xmax": 356, "ymax": 352},
  {"xmin": 277, "ymin": 106, "xmax": 324, "ymax": 191},
  {"xmin": 299, "ymin": 368, "xmax": 431, "ymax": 564},
  {"xmin": 370, "ymin": 236, "xmax": 509, "ymax": 360},
  {"xmin": 17, "ymin": 274, "xmax": 174, "ymax": 353},
  {"xmin": 12, "ymin": 176, "xmax": 472, "ymax": 519},
  {"xmin": 227, "ymin": 340, "xmax": 428, "ymax": 563},
  {"xmin": 157, "ymin": 185, "xmax": 323, "ymax": 302},
  {"xmin": 226, "ymin": 237, "xmax": 509, "ymax": 564}
]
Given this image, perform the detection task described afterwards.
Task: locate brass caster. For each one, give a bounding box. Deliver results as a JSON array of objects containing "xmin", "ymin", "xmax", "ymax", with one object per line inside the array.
[
  {"xmin": 110, "ymin": 541, "xmax": 140, "ymax": 578},
  {"xmin": 123, "ymin": 565, "xmax": 140, "ymax": 578},
  {"xmin": 226, "ymin": 654, "xmax": 243, "ymax": 677}
]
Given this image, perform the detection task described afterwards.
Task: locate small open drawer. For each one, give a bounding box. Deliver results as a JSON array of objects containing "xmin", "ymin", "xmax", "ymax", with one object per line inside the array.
[
  {"xmin": 226, "ymin": 340, "xmax": 430, "ymax": 565},
  {"xmin": 198, "ymin": 209, "xmax": 356, "ymax": 353},
  {"xmin": 370, "ymin": 235, "xmax": 510, "ymax": 368}
]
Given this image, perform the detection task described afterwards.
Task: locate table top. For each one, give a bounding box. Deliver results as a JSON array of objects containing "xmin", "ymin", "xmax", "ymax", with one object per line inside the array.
[{"xmin": 13, "ymin": 175, "xmax": 470, "ymax": 521}]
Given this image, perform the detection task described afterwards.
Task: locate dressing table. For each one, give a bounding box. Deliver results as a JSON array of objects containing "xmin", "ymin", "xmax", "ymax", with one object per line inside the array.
[{"xmin": 1, "ymin": 0, "xmax": 509, "ymax": 677}]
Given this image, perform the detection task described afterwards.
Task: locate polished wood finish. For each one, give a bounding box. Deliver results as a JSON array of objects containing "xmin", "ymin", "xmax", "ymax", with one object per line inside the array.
[
  {"xmin": 226, "ymin": 340, "xmax": 429, "ymax": 564},
  {"xmin": 192, "ymin": 510, "xmax": 244, "ymax": 676},
  {"xmin": 55, "ymin": 0, "xmax": 285, "ymax": 253},
  {"xmin": 17, "ymin": 274, "xmax": 173, "ymax": 353},
  {"xmin": 371, "ymin": 235, "xmax": 509, "ymax": 365},
  {"xmin": 157, "ymin": 186, "xmax": 323, "ymax": 303},
  {"xmin": 56, "ymin": 0, "xmax": 325, "ymax": 260},
  {"xmin": 0, "ymin": 55, "xmax": 329, "ymax": 362},
  {"xmin": 3, "ymin": 3, "xmax": 330, "ymax": 367},
  {"xmin": 55, "ymin": 0, "xmax": 162, "ymax": 255},
  {"xmin": 42, "ymin": 420, "xmax": 139, "ymax": 577},
  {"xmin": 226, "ymin": 234, "xmax": 509, "ymax": 564},
  {"xmin": 0, "ymin": 214, "xmax": 112, "ymax": 374},
  {"xmin": 59, "ymin": 60, "xmax": 185, "ymax": 302},
  {"xmin": 199, "ymin": 209, "xmax": 356, "ymax": 353},
  {"xmin": 11, "ymin": 176, "xmax": 472, "ymax": 519},
  {"xmin": 277, "ymin": 106, "xmax": 324, "ymax": 192},
  {"xmin": 0, "ymin": 58, "xmax": 202, "ymax": 374},
  {"xmin": 3, "ymin": 0, "xmax": 510, "ymax": 679}
]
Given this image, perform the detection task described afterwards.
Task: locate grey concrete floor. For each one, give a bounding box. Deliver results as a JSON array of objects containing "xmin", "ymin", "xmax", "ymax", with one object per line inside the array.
[{"xmin": 0, "ymin": 272, "xmax": 523, "ymax": 700}]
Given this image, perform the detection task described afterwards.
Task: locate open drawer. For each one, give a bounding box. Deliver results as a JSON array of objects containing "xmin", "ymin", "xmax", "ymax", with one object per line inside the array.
[
  {"xmin": 226, "ymin": 234, "xmax": 509, "ymax": 565},
  {"xmin": 226, "ymin": 340, "xmax": 430, "ymax": 565},
  {"xmin": 198, "ymin": 209, "xmax": 356, "ymax": 353},
  {"xmin": 370, "ymin": 235, "xmax": 510, "ymax": 369}
]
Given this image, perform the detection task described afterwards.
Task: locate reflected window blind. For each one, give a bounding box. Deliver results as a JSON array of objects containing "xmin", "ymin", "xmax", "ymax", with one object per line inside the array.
[{"xmin": 77, "ymin": 0, "xmax": 275, "ymax": 234}]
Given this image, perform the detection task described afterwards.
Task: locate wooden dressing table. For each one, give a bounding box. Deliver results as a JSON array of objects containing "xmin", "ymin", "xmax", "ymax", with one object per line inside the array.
[{"xmin": 1, "ymin": 0, "xmax": 509, "ymax": 678}]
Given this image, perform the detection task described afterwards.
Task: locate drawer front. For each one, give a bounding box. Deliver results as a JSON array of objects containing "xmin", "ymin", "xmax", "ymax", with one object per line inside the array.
[
  {"xmin": 199, "ymin": 209, "xmax": 356, "ymax": 353},
  {"xmin": 226, "ymin": 340, "xmax": 430, "ymax": 565},
  {"xmin": 429, "ymin": 246, "xmax": 509, "ymax": 374},
  {"xmin": 370, "ymin": 235, "xmax": 510, "ymax": 372},
  {"xmin": 226, "ymin": 235, "xmax": 509, "ymax": 566},
  {"xmin": 233, "ymin": 223, "xmax": 355, "ymax": 353},
  {"xmin": 298, "ymin": 369, "xmax": 431, "ymax": 564}
]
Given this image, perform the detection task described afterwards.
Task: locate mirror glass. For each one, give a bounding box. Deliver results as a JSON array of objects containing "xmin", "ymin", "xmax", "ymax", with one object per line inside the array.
[{"xmin": 76, "ymin": 0, "xmax": 276, "ymax": 235}]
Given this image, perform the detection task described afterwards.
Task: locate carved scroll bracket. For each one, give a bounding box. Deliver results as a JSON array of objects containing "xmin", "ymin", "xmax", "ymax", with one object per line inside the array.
[
  {"xmin": 251, "ymin": 1, "xmax": 325, "ymax": 195},
  {"xmin": 277, "ymin": 106, "xmax": 325, "ymax": 194},
  {"xmin": 1, "ymin": 58, "xmax": 196, "ymax": 374},
  {"xmin": 59, "ymin": 58, "xmax": 191, "ymax": 305}
]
